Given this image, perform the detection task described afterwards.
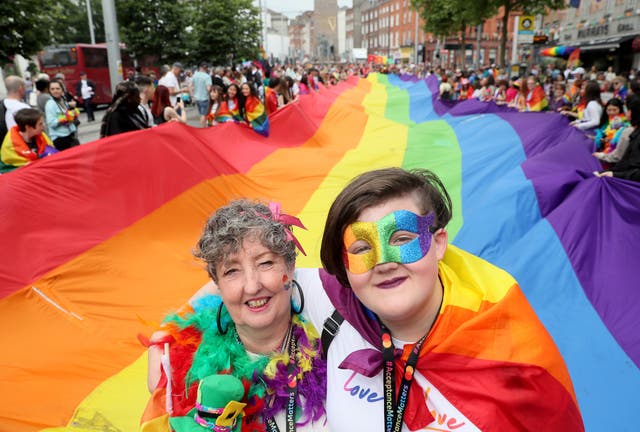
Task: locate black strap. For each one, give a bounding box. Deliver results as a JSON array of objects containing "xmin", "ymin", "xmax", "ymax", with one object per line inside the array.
[
  {"xmin": 265, "ymin": 325, "xmax": 298, "ymax": 432},
  {"xmin": 321, "ymin": 309, "xmax": 344, "ymax": 359},
  {"xmin": 381, "ymin": 323, "xmax": 428, "ymax": 432}
]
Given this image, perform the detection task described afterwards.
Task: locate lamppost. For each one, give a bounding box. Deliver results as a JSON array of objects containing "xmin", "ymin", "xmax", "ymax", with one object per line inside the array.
[{"xmin": 86, "ymin": 0, "xmax": 96, "ymax": 44}]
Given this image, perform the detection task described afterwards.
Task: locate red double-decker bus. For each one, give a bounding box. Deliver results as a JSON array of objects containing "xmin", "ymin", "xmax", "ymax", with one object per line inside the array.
[{"xmin": 38, "ymin": 43, "xmax": 159, "ymax": 105}]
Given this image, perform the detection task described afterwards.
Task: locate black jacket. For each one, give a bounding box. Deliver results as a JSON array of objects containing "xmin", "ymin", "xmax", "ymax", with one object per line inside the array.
[{"xmin": 612, "ymin": 127, "xmax": 640, "ymax": 182}]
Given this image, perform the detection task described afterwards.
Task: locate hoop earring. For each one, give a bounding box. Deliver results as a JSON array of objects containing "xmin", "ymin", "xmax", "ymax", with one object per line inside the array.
[
  {"xmin": 216, "ymin": 302, "xmax": 228, "ymax": 335},
  {"xmin": 291, "ymin": 280, "xmax": 304, "ymax": 315}
]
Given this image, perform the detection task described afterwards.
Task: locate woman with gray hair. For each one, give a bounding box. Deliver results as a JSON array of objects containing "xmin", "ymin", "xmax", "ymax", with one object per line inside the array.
[{"xmin": 143, "ymin": 200, "xmax": 328, "ymax": 431}]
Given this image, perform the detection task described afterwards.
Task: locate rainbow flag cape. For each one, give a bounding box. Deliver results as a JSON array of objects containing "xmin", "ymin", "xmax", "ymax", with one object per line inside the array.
[
  {"xmin": 243, "ymin": 95, "xmax": 269, "ymax": 136},
  {"xmin": 0, "ymin": 74, "xmax": 638, "ymax": 431},
  {"xmin": 213, "ymin": 101, "xmax": 235, "ymax": 124},
  {"xmin": 525, "ymin": 85, "xmax": 549, "ymax": 112}
]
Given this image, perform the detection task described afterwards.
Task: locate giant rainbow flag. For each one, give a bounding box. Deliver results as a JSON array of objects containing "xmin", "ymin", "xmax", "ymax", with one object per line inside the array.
[{"xmin": 0, "ymin": 74, "xmax": 638, "ymax": 431}]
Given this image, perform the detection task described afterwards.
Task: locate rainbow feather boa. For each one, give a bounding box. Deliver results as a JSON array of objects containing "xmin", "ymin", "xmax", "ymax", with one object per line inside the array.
[{"xmin": 161, "ymin": 294, "xmax": 326, "ymax": 431}]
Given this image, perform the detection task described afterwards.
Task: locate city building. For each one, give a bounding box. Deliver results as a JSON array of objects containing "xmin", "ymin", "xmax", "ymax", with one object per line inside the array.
[
  {"xmin": 263, "ymin": 9, "xmax": 290, "ymax": 63},
  {"xmin": 556, "ymin": 0, "xmax": 640, "ymax": 72}
]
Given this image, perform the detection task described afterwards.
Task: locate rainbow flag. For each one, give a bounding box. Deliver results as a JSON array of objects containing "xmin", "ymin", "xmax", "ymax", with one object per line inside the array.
[
  {"xmin": 0, "ymin": 74, "xmax": 638, "ymax": 431},
  {"xmin": 243, "ymin": 95, "xmax": 269, "ymax": 136},
  {"xmin": 540, "ymin": 45, "xmax": 578, "ymax": 57}
]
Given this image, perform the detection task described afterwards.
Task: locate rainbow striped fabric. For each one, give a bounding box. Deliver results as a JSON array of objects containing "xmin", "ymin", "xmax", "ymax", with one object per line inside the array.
[
  {"xmin": 243, "ymin": 95, "xmax": 269, "ymax": 136},
  {"xmin": 0, "ymin": 73, "xmax": 638, "ymax": 431},
  {"xmin": 540, "ymin": 46, "xmax": 578, "ymax": 58}
]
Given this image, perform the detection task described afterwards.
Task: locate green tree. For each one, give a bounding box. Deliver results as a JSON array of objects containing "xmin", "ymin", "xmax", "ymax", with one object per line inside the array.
[
  {"xmin": 492, "ymin": 0, "xmax": 565, "ymax": 68},
  {"xmin": 0, "ymin": 0, "xmax": 68, "ymax": 64},
  {"xmin": 190, "ymin": 0, "xmax": 261, "ymax": 65},
  {"xmin": 411, "ymin": 0, "xmax": 493, "ymax": 67},
  {"xmin": 52, "ymin": 0, "xmax": 105, "ymax": 44},
  {"xmin": 116, "ymin": 0, "xmax": 194, "ymax": 64}
]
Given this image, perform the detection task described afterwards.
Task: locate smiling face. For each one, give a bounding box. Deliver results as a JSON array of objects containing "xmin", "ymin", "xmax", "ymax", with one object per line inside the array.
[
  {"xmin": 227, "ymin": 85, "xmax": 237, "ymax": 98},
  {"xmin": 345, "ymin": 194, "xmax": 447, "ymax": 341},
  {"xmin": 49, "ymin": 82, "xmax": 63, "ymax": 99},
  {"xmin": 241, "ymin": 84, "xmax": 251, "ymax": 97},
  {"xmin": 216, "ymin": 234, "xmax": 293, "ymax": 342},
  {"xmin": 607, "ymin": 104, "xmax": 621, "ymax": 117}
]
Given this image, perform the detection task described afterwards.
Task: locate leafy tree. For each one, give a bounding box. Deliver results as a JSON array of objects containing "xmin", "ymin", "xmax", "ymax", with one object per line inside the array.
[
  {"xmin": 116, "ymin": 0, "xmax": 194, "ymax": 64},
  {"xmin": 491, "ymin": 0, "xmax": 565, "ymax": 68},
  {"xmin": 190, "ymin": 0, "xmax": 262, "ymax": 65},
  {"xmin": 53, "ymin": 0, "xmax": 105, "ymax": 44},
  {"xmin": 411, "ymin": 0, "xmax": 493, "ymax": 67},
  {"xmin": 0, "ymin": 0, "xmax": 69, "ymax": 64}
]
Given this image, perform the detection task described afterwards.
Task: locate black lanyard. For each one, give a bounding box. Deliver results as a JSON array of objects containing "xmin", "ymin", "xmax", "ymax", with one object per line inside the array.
[
  {"xmin": 381, "ymin": 324, "xmax": 428, "ymax": 432},
  {"xmin": 265, "ymin": 327, "xmax": 298, "ymax": 432}
]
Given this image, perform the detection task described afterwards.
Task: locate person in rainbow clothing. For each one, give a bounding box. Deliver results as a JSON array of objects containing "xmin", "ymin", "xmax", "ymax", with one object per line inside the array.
[
  {"xmin": 142, "ymin": 200, "xmax": 328, "ymax": 432},
  {"xmin": 306, "ymin": 167, "xmax": 584, "ymax": 431},
  {"xmin": 1, "ymin": 108, "xmax": 58, "ymax": 173}
]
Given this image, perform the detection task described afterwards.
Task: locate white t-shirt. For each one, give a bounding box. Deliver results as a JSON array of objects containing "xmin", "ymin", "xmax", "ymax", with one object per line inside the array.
[
  {"xmin": 296, "ymin": 268, "xmax": 480, "ymax": 432},
  {"xmin": 158, "ymin": 72, "xmax": 180, "ymax": 103},
  {"xmin": 574, "ymin": 100, "xmax": 603, "ymax": 130},
  {"xmin": 4, "ymin": 98, "xmax": 31, "ymax": 130}
]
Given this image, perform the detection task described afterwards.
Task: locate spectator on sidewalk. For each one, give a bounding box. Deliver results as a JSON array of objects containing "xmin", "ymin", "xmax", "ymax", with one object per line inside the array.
[
  {"xmin": 75, "ymin": 71, "xmax": 96, "ymax": 122},
  {"xmin": 192, "ymin": 63, "xmax": 212, "ymax": 127},
  {"xmin": 3, "ymin": 76, "xmax": 31, "ymax": 132},
  {"xmin": 158, "ymin": 63, "xmax": 183, "ymax": 104}
]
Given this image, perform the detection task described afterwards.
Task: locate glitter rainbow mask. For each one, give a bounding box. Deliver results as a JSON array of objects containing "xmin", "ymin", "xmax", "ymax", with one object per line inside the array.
[{"xmin": 343, "ymin": 210, "xmax": 436, "ymax": 274}]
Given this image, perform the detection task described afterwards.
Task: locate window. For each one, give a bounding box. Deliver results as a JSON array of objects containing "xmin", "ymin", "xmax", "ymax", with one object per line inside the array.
[
  {"xmin": 40, "ymin": 48, "xmax": 78, "ymax": 67},
  {"xmin": 82, "ymin": 47, "xmax": 109, "ymax": 68}
]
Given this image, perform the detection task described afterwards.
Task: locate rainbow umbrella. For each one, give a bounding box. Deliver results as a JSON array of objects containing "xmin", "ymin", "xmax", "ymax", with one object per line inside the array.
[
  {"xmin": 0, "ymin": 74, "xmax": 638, "ymax": 431},
  {"xmin": 541, "ymin": 45, "xmax": 578, "ymax": 57}
]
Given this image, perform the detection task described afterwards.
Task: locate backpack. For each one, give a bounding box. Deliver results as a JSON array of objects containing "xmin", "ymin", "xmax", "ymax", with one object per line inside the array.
[{"xmin": 0, "ymin": 99, "xmax": 8, "ymax": 147}]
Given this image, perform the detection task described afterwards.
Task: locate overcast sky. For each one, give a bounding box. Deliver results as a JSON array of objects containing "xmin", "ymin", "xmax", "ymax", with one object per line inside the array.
[{"xmin": 257, "ymin": 0, "xmax": 353, "ymax": 18}]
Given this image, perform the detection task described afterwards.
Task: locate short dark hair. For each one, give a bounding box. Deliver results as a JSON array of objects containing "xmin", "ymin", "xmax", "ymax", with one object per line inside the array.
[
  {"xmin": 134, "ymin": 74, "xmax": 153, "ymax": 88},
  {"xmin": 14, "ymin": 108, "xmax": 43, "ymax": 132},
  {"xmin": 35, "ymin": 78, "xmax": 50, "ymax": 92},
  {"xmin": 320, "ymin": 168, "xmax": 453, "ymax": 288}
]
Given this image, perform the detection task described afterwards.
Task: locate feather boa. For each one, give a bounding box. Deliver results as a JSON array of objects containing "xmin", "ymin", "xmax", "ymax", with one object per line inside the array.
[{"xmin": 161, "ymin": 294, "xmax": 326, "ymax": 431}]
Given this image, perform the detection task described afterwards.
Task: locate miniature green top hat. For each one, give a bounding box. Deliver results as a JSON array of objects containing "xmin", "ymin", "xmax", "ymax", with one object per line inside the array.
[{"xmin": 169, "ymin": 374, "xmax": 246, "ymax": 432}]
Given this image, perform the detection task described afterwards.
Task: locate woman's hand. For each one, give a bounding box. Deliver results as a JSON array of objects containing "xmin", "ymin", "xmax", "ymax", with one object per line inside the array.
[{"xmin": 593, "ymin": 171, "xmax": 613, "ymax": 177}]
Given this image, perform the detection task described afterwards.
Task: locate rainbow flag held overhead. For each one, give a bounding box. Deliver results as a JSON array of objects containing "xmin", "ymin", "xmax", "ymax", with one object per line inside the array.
[
  {"xmin": 540, "ymin": 45, "xmax": 578, "ymax": 57},
  {"xmin": 0, "ymin": 74, "xmax": 638, "ymax": 431}
]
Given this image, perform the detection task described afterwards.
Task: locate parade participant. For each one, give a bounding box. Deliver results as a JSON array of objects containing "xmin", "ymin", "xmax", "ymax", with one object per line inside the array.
[
  {"xmin": 240, "ymin": 82, "xmax": 269, "ymax": 136},
  {"xmin": 594, "ymin": 98, "xmax": 629, "ymax": 154},
  {"xmin": 226, "ymin": 84, "xmax": 243, "ymax": 122},
  {"xmin": 100, "ymin": 81, "xmax": 150, "ymax": 137},
  {"xmin": 314, "ymin": 167, "xmax": 584, "ymax": 431},
  {"xmin": 44, "ymin": 80, "xmax": 80, "ymax": 150},
  {"xmin": 151, "ymin": 85, "xmax": 186, "ymax": 125},
  {"xmin": 508, "ymin": 79, "xmax": 526, "ymax": 111},
  {"xmin": 550, "ymin": 82, "xmax": 572, "ymax": 112},
  {"xmin": 595, "ymin": 95, "xmax": 640, "ymax": 179},
  {"xmin": 265, "ymin": 79, "xmax": 281, "ymax": 115},
  {"xmin": 612, "ymin": 76, "xmax": 629, "ymax": 102},
  {"xmin": 1, "ymin": 108, "xmax": 57, "ymax": 173},
  {"xmin": 524, "ymin": 75, "xmax": 548, "ymax": 111},
  {"xmin": 205, "ymin": 85, "xmax": 224, "ymax": 126},
  {"xmin": 142, "ymin": 200, "xmax": 327, "ymax": 432},
  {"xmin": 562, "ymin": 80, "xmax": 603, "ymax": 132}
]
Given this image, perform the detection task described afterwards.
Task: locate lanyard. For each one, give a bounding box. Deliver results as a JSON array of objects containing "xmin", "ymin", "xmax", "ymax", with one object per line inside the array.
[
  {"xmin": 265, "ymin": 326, "xmax": 298, "ymax": 432},
  {"xmin": 381, "ymin": 324, "xmax": 428, "ymax": 432}
]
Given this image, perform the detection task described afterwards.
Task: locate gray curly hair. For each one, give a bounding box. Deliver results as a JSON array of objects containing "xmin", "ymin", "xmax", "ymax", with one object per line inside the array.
[{"xmin": 194, "ymin": 200, "xmax": 298, "ymax": 282}]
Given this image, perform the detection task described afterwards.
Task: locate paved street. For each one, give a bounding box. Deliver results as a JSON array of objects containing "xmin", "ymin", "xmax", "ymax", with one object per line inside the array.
[{"xmin": 76, "ymin": 104, "xmax": 202, "ymax": 144}]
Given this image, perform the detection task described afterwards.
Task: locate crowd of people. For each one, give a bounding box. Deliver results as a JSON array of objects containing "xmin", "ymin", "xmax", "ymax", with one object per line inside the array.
[{"xmin": 2, "ymin": 60, "xmax": 639, "ymax": 180}]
